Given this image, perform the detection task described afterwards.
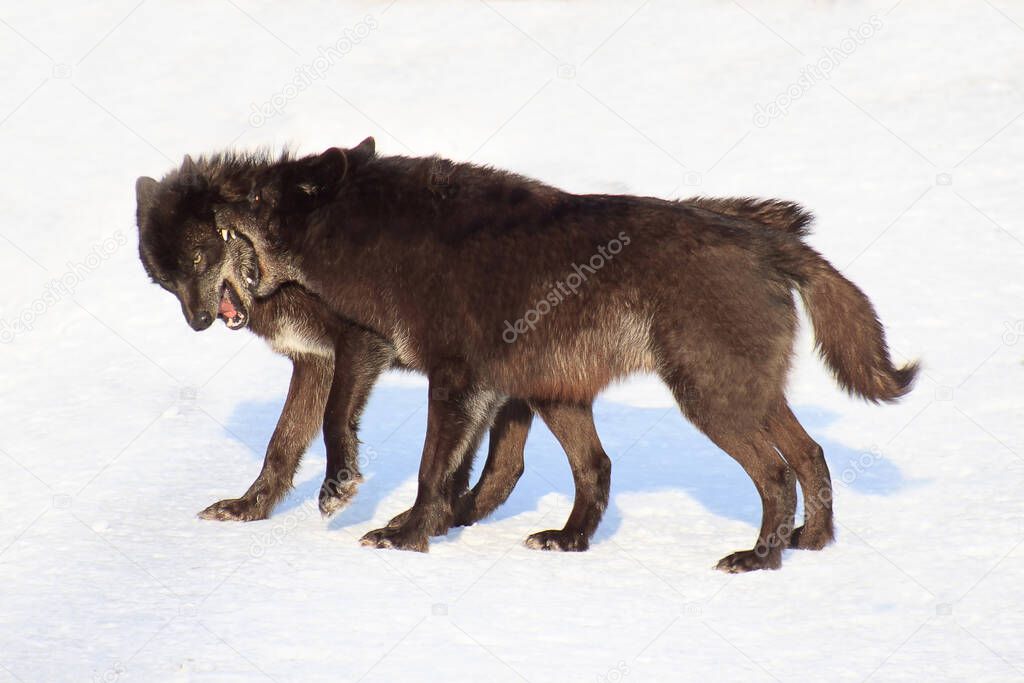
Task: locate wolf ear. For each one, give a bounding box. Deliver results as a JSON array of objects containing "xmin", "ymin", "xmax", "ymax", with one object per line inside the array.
[
  {"xmin": 312, "ymin": 147, "xmax": 349, "ymax": 188},
  {"xmin": 347, "ymin": 136, "xmax": 375, "ymax": 168},
  {"xmin": 296, "ymin": 138, "xmax": 374, "ymax": 192},
  {"xmin": 277, "ymin": 147, "xmax": 347, "ymax": 212},
  {"xmin": 314, "ymin": 138, "xmax": 375, "ymax": 186},
  {"xmin": 277, "ymin": 139, "xmax": 375, "ymax": 212},
  {"xmin": 136, "ymin": 176, "xmax": 159, "ymax": 209}
]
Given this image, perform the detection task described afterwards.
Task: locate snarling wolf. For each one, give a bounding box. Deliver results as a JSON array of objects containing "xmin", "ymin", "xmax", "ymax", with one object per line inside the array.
[
  {"xmin": 212, "ymin": 137, "xmax": 918, "ymax": 571},
  {"xmin": 136, "ymin": 158, "xmax": 541, "ymax": 529}
]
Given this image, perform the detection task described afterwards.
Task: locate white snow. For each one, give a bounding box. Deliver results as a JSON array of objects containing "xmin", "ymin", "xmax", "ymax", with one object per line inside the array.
[{"xmin": 2, "ymin": 1, "xmax": 1023, "ymax": 681}]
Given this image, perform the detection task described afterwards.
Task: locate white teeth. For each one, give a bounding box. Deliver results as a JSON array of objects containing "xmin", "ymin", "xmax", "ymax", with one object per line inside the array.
[
  {"xmin": 219, "ymin": 229, "xmax": 229, "ymax": 241},
  {"xmin": 229, "ymin": 230, "xmax": 237, "ymax": 240}
]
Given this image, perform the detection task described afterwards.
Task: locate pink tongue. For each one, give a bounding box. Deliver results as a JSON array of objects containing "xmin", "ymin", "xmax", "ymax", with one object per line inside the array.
[{"xmin": 219, "ymin": 292, "xmax": 237, "ymax": 318}]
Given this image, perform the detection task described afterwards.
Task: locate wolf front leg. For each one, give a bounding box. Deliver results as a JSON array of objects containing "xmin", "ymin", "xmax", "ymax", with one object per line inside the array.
[
  {"xmin": 198, "ymin": 355, "xmax": 332, "ymax": 521},
  {"xmin": 384, "ymin": 397, "xmax": 501, "ymax": 531},
  {"xmin": 360, "ymin": 366, "xmax": 496, "ymax": 551},
  {"xmin": 319, "ymin": 330, "xmax": 395, "ymax": 517},
  {"xmin": 523, "ymin": 401, "xmax": 610, "ymax": 551}
]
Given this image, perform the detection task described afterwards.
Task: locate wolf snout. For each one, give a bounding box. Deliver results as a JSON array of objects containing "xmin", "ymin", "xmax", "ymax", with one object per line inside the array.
[{"xmin": 188, "ymin": 311, "xmax": 214, "ymax": 331}]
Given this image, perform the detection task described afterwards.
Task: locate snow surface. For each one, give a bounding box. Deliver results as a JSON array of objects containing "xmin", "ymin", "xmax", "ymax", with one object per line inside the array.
[{"xmin": 2, "ymin": 1, "xmax": 1023, "ymax": 681}]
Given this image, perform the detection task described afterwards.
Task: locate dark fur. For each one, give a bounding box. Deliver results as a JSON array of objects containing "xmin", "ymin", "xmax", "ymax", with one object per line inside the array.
[
  {"xmin": 136, "ymin": 160, "xmax": 539, "ymax": 528},
  {"xmin": 212, "ymin": 139, "xmax": 918, "ymax": 570}
]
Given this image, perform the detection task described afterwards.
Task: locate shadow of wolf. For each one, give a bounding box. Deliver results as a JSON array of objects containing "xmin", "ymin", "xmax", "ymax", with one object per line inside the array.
[
  {"xmin": 137, "ymin": 138, "xmax": 917, "ymax": 572},
  {"xmin": 224, "ymin": 391, "xmax": 908, "ymax": 547}
]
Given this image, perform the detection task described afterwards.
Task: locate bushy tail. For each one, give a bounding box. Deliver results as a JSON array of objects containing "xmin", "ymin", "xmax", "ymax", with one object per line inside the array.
[
  {"xmin": 793, "ymin": 248, "xmax": 918, "ymax": 402},
  {"xmin": 691, "ymin": 196, "xmax": 918, "ymax": 403}
]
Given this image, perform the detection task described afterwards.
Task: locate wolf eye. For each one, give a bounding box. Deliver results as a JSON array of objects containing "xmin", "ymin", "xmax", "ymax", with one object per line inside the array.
[{"xmin": 193, "ymin": 251, "xmax": 202, "ymax": 266}]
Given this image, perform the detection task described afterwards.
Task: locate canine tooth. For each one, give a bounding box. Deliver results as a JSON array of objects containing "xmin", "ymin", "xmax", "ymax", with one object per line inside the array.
[
  {"xmin": 229, "ymin": 230, "xmax": 237, "ymax": 240},
  {"xmin": 220, "ymin": 229, "xmax": 229, "ymax": 241}
]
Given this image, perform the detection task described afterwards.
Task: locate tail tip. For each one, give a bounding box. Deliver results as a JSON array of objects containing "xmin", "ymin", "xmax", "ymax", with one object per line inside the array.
[{"xmin": 881, "ymin": 360, "xmax": 921, "ymax": 403}]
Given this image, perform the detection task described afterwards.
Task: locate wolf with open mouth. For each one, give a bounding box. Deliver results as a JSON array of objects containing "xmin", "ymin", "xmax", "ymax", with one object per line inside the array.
[
  {"xmin": 136, "ymin": 152, "xmax": 860, "ymax": 558},
  {"xmin": 135, "ymin": 155, "xmax": 543, "ymax": 528}
]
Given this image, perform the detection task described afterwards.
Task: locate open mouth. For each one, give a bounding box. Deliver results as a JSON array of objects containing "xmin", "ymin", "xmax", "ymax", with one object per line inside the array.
[{"xmin": 218, "ymin": 281, "xmax": 248, "ymax": 330}]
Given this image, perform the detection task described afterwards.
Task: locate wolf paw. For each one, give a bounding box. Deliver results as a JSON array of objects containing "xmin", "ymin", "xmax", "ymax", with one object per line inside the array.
[
  {"xmin": 788, "ymin": 524, "xmax": 833, "ymax": 550},
  {"xmin": 359, "ymin": 525, "xmax": 429, "ymax": 552},
  {"xmin": 714, "ymin": 548, "xmax": 782, "ymax": 573},
  {"xmin": 523, "ymin": 529, "xmax": 589, "ymax": 552},
  {"xmin": 318, "ymin": 478, "xmax": 360, "ymax": 518},
  {"xmin": 197, "ymin": 497, "xmax": 268, "ymax": 522},
  {"xmin": 386, "ymin": 508, "xmax": 451, "ymax": 536},
  {"xmin": 449, "ymin": 494, "xmax": 480, "ymax": 527},
  {"xmin": 386, "ymin": 508, "xmax": 411, "ymax": 528}
]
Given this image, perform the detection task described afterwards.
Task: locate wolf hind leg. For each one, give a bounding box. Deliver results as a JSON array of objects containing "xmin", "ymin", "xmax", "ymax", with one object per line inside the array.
[
  {"xmin": 662, "ymin": 368, "xmax": 797, "ymax": 572},
  {"xmin": 765, "ymin": 401, "xmax": 834, "ymax": 550},
  {"xmin": 704, "ymin": 425, "xmax": 796, "ymax": 572}
]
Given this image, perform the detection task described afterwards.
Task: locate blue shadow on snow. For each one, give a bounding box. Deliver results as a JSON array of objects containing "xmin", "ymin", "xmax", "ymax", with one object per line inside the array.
[{"xmin": 220, "ymin": 381, "xmax": 908, "ymax": 540}]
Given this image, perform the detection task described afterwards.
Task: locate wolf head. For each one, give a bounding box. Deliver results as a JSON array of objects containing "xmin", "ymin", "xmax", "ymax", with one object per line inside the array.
[
  {"xmin": 136, "ymin": 156, "xmax": 262, "ymax": 331},
  {"xmin": 213, "ymin": 137, "xmax": 377, "ymax": 298}
]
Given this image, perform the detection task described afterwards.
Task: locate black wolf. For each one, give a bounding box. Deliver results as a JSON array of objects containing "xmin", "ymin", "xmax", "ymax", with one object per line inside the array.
[
  {"xmin": 136, "ymin": 160, "xmax": 536, "ymax": 528},
  {"xmin": 213, "ymin": 138, "xmax": 918, "ymax": 571}
]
